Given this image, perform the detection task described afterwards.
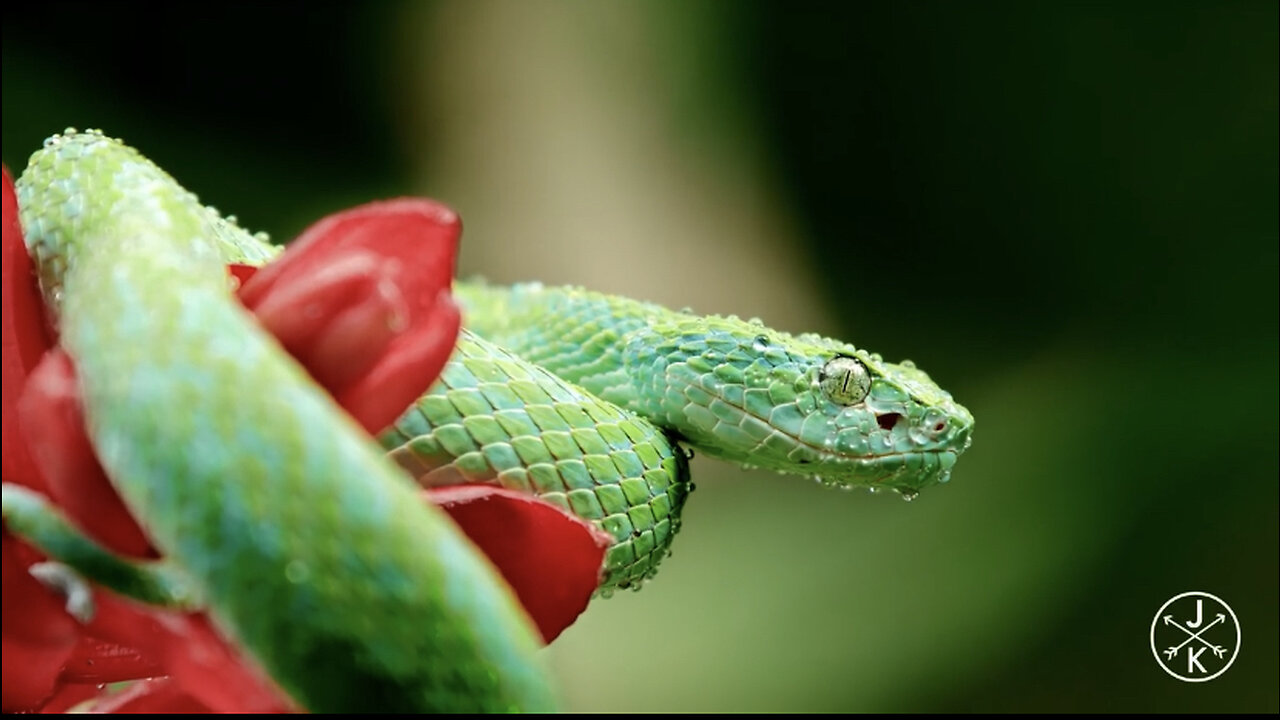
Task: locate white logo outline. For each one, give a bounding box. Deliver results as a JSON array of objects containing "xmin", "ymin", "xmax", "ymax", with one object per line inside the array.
[{"xmin": 1150, "ymin": 591, "xmax": 1240, "ymax": 682}]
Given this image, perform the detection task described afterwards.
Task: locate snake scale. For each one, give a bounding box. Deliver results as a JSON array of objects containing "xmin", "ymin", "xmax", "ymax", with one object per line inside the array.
[{"xmin": 4, "ymin": 130, "xmax": 973, "ymax": 711}]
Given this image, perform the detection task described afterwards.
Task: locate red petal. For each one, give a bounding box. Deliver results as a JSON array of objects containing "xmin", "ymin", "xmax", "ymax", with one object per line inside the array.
[
  {"xmin": 84, "ymin": 594, "xmax": 294, "ymax": 712},
  {"xmin": 227, "ymin": 263, "xmax": 257, "ymax": 288},
  {"xmin": 1, "ymin": 532, "xmax": 79, "ymax": 647},
  {"xmin": 427, "ymin": 486, "xmax": 610, "ymax": 643},
  {"xmin": 246, "ymin": 250, "xmax": 384, "ymax": 362},
  {"xmin": 2, "ymin": 165, "xmax": 55, "ymax": 490},
  {"xmin": 34, "ymin": 681, "xmax": 100, "ymax": 713},
  {"xmin": 238, "ymin": 199, "xmax": 461, "ymax": 433},
  {"xmin": 17, "ymin": 350, "xmax": 154, "ymax": 557},
  {"xmin": 238, "ymin": 198, "xmax": 458, "ymax": 310},
  {"xmin": 1, "ymin": 636, "xmax": 75, "ymax": 713},
  {"xmin": 82, "ymin": 677, "xmax": 215, "ymax": 714},
  {"xmin": 157, "ymin": 615, "xmax": 296, "ymax": 713},
  {"xmin": 59, "ymin": 635, "xmax": 165, "ymax": 684},
  {"xmin": 2, "ymin": 531, "xmax": 79, "ymax": 713},
  {"xmin": 337, "ymin": 292, "xmax": 459, "ymax": 433}
]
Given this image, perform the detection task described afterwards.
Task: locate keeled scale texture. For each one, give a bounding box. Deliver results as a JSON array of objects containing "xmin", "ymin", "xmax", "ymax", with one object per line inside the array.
[
  {"xmin": 453, "ymin": 282, "xmax": 974, "ymax": 496},
  {"xmin": 12, "ymin": 127, "xmax": 975, "ymax": 711},
  {"xmin": 15, "ymin": 131, "xmax": 555, "ymax": 712},
  {"xmin": 382, "ymin": 331, "xmax": 691, "ymax": 590}
]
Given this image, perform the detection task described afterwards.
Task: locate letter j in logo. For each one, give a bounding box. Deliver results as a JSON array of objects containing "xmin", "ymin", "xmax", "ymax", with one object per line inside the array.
[{"xmin": 1150, "ymin": 592, "xmax": 1241, "ymax": 682}]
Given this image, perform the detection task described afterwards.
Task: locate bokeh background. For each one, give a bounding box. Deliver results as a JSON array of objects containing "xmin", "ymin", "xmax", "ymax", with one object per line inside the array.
[{"xmin": 4, "ymin": 1, "xmax": 1276, "ymax": 712}]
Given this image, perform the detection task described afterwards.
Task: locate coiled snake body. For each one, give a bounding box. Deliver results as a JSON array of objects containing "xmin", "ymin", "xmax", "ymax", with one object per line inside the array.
[{"xmin": 5, "ymin": 131, "xmax": 973, "ymax": 711}]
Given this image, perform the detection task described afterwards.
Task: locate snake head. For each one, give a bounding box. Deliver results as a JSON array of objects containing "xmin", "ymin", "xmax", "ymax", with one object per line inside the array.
[{"xmin": 628, "ymin": 317, "xmax": 974, "ymax": 497}]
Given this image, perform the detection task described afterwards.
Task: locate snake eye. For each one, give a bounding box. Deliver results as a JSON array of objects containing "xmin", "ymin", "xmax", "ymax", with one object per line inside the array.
[{"xmin": 819, "ymin": 355, "xmax": 870, "ymax": 405}]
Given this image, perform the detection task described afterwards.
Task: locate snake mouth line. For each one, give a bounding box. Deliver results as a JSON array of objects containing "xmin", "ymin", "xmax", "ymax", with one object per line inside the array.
[
  {"xmin": 702, "ymin": 387, "xmax": 960, "ymax": 467},
  {"xmin": 813, "ymin": 450, "xmax": 960, "ymax": 488},
  {"xmin": 819, "ymin": 448, "xmax": 958, "ymax": 463},
  {"xmin": 804, "ymin": 450, "xmax": 958, "ymax": 486}
]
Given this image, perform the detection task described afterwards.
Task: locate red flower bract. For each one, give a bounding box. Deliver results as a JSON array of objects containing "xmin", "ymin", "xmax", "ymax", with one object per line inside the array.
[
  {"xmin": 2, "ymin": 173, "xmax": 607, "ymax": 712},
  {"xmin": 1, "ymin": 169, "xmax": 51, "ymax": 491},
  {"xmin": 20, "ymin": 350, "xmax": 154, "ymax": 558},
  {"xmin": 236, "ymin": 198, "xmax": 463, "ymax": 434},
  {"xmin": 428, "ymin": 486, "xmax": 611, "ymax": 643}
]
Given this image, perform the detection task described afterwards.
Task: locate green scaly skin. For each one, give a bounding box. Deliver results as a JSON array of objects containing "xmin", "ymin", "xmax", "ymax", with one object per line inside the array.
[
  {"xmin": 379, "ymin": 283, "xmax": 975, "ymax": 590},
  {"xmin": 8, "ymin": 130, "xmax": 555, "ymax": 712},
  {"xmin": 4, "ymin": 129, "xmax": 975, "ymax": 708},
  {"xmin": 381, "ymin": 330, "xmax": 691, "ymax": 591},
  {"xmin": 449, "ymin": 282, "xmax": 973, "ymax": 496}
]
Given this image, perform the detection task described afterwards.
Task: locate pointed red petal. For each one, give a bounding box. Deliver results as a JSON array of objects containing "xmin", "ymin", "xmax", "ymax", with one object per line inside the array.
[
  {"xmin": 59, "ymin": 636, "xmax": 165, "ymax": 684},
  {"xmin": 245, "ymin": 250, "xmax": 384, "ymax": 363},
  {"xmin": 83, "ymin": 595, "xmax": 294, "ymax": 713},
  {"xmin": 227, "ymin": 263, "xmax": 258, "ymax": 288},
  {"xmin": 1, "ymin": 636, "xmax": 76, "ymax": 713},
  {"xmin": 2, "ymin": 532, "xmax": 79, "ymax": 713},
  {"xmin": 17, "ymin": 350, "xmax": 154, "ymax": 557},
  {"xmin": 2, "ymin": 166, "xmax": 55, "ymax": 491},
  {"xmin": 1, "ymin": 532, "xmax": 79, "ymax": 647},
  {"xmin": 82, "ymin": 677, "xmax": 215, "ymax": 714},
  {"xmin": 157, "ymin": 614, "xmax": 296, "ymax": 713},
  {"xmin": 32, "ymin": 680, "xmax": 100, "ymax": 713},
  {"xmin": 427, "ymin": 486, "xmax": 610, "ymax": 643},
  {"xmin": 239, "ymin": 198, "xmax": 458, "ymax": 311},
  {"xmin": 238, "ymin": 199, "xmax": 463, "ymax": 433},
  {"xmin": 337, "ymin": 292, "xmax": 459, "ymax": 433}
]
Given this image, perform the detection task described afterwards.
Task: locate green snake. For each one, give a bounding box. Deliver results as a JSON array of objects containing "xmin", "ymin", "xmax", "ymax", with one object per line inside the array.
[{"xmin": 3, "ymin": 130, "xmax": 973, "ymax": 711}]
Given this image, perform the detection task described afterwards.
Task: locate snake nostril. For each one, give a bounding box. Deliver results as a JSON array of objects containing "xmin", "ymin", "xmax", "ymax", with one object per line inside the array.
[
  {"xmin": 934, "ymin": 421, "xmax": 947, "ymax": 434},
  {"xmin": 876, "ymin": 413, "xmax": 902, "ymax": 431}
]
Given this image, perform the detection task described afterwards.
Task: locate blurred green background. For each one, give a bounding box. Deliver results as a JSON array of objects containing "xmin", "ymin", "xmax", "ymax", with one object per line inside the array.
[{"xmin": 4, "ymin": 1, "xmax": 1275, "ymax": 712}]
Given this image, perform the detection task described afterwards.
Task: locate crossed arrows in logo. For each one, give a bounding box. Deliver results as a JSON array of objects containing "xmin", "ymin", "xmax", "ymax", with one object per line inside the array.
[{"xmin": 1162, "ymin": 613, "xmax": 1228, "ymax": 660}]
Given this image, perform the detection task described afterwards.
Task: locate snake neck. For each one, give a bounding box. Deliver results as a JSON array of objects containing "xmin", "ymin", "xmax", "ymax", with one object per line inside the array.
[
  {"xmin": 454, "ymin": 281, "xmax": 665, "ymax": 409},
  {"xmin": 456, "ymin": 280, "xmax": 974, "ymax": 493}
]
